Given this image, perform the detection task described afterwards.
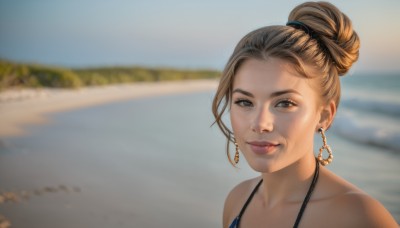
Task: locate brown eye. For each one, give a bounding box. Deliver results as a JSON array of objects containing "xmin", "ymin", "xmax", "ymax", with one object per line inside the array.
[{"xmin": 276, "ymin": 99, "xmax": 297, "ymax": 108}]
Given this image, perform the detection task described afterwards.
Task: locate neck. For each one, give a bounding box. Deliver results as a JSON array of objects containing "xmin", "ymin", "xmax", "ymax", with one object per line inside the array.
[{"xmin": 259, "ymin": 153, "xmax": 317, "ymax": 208}]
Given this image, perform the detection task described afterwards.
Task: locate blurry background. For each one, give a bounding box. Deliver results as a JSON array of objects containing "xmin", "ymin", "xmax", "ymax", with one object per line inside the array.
[
  {"xmin": 1, "ymin": 0, "xmax": 399, "ymax": 72},
  {"xmin": 0, "ymin": 0, "xmax": 399, "ymax": 227}
]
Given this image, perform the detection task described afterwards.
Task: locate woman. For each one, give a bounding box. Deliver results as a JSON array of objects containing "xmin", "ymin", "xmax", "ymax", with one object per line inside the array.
[{"xmin": 212, "ymin": 1, "xmax": 398, "ymax": 227}]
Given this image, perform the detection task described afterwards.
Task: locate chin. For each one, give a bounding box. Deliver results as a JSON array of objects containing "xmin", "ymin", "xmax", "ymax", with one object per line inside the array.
[{"xmin": 246, "ymin": 158, "xmax": 284, "ymax": 173}]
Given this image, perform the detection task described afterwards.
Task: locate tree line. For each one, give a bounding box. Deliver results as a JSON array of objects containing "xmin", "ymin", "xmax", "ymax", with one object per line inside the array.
[{"xmin": 0, "ymin": 59, "xmax": 220, "ymax": 90}]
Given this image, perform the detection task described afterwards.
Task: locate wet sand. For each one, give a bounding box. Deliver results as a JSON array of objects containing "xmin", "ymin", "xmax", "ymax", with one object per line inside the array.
[{"xmin": 0, "ymin": 80, "xmax": 220, "ymax": 228}]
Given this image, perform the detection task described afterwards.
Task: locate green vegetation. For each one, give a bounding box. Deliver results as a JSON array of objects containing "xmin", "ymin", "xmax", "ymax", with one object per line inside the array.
[{"xmin": 0, "ymin": 59, "xmax": 220, "ymax": 91}]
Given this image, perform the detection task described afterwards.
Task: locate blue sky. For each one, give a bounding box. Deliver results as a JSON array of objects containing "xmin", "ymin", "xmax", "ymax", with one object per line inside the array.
[{"xmin": 0, "ymin": 0, "xmax": 399, "ymax": 73}]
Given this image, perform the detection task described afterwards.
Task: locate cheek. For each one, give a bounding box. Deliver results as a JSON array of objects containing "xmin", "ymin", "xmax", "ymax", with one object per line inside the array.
[
  {"xmin": 280, "ymin": 108, "xmax": 318, "ymax": 142},
  {"xmin": 230, "ymin": 108, "xmax": 247, "ymax": 135}
]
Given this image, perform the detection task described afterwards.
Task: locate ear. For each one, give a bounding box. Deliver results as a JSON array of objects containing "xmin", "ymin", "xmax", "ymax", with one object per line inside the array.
[{"xmin": 317, "ymin": 100, "xmax": 336, "ymax": 131}]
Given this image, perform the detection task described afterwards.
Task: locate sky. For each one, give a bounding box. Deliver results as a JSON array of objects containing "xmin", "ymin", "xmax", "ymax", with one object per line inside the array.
[{"xmin": 0, "ymin": 0, "xmax": 399, "ymax": 73}]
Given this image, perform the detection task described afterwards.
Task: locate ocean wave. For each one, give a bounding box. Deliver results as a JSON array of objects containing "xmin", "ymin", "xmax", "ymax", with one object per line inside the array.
[
  {"xmin": 341, "ymin": 97, "xmax": 400, "ymax": 116},
  {"xmin": 331, "ymin": 114, "xmax": 400, "ymax": 152}
]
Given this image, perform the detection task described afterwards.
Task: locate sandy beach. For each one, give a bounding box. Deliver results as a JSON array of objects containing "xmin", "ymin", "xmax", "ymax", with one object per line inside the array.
[
  {"xmin": 1, "ymin": 80, "xmax": 223, "ymax": 227},
  {"xmin": 0, "ymin": 79, "xmax": 218, "ymax": 137},
  {"xmin": 0, "ymin": 78, "xmax": 398, "ymax": 227}
]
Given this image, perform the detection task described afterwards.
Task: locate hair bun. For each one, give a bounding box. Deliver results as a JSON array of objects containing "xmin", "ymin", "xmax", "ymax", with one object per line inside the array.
[{"xmin": 288, "ymin": 1, "xmax": 360, "ymax": 76}]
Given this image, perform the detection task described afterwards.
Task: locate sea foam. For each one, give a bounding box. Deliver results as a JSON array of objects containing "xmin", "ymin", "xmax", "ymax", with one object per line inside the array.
[{"xmin": 331, "ymin": 112, "xmax": 400, "ymax": 152}]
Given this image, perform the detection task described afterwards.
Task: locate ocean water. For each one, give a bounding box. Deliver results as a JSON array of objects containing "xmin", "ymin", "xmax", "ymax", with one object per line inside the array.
[
  {"xmin": 334, "ymin": 73, "xmax": 400, "ymax": 152},
  {"xmin": 0, "ymin": 75, "xmax": 399, "ymax": 227}
]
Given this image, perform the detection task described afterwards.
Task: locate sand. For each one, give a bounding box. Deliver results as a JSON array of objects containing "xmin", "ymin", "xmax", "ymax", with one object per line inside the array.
[
  {"xmin": 0, "ymin": 79, "xmax": 218, "ymax": 137},
  {"xmin": 0, "ymin": 80, "xmax": 225, "ymax": 227},
  {"xmin": 0, "ymin": 81, "xmax": 399, "ymax": 227}
]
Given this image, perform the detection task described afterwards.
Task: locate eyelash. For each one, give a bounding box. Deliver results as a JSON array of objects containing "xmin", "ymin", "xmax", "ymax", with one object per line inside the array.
[
  {"xmin": 276, "ymin": 99, "xmax": 297, "ymax": 108},
  {"xmin": 233, "ymin": 98, "xmax": 297, "ymax": 108},
  {"xmin": 234, "ymin": 99, "xmax": 253, "ymax": 107}
]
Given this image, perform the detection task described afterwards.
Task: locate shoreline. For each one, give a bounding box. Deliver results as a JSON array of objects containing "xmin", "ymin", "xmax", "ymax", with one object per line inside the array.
[{"xmin": 0, "ymin": 79, "xmax": 218, "ymax": 137}]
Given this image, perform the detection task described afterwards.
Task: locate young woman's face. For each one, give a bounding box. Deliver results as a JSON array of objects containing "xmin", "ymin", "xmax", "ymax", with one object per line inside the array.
[{"xmin": 230, "ymin": 58, "xmax": 323, "ymax": 172}]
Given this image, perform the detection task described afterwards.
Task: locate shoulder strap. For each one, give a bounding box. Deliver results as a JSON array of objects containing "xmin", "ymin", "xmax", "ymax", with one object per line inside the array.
[
  {"xmin": 293, "ymin": 158, "xmax": 320, "ymax": 228},
  {"xmin": 236, "ymin": 178, "xmax": 263, "ymax": 226}
]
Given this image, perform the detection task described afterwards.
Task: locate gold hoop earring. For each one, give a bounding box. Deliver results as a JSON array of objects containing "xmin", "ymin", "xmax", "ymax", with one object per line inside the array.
[
  {"xmin": 233, "ymin": 138, "xmax": 239, "ymax": 164},
  {"xmin": 317, "ymin": 128, "xmax": 333, "ymax": 166}
]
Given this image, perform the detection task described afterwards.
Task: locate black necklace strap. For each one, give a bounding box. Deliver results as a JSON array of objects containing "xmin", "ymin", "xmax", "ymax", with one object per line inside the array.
[{"xmin": 293, "ymin": 158, "xmax": 320, "ymax": 228}]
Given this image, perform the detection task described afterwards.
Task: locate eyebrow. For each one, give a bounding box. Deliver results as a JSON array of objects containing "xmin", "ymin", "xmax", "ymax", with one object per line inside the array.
[{"xmin": 232, "ymin": 88, "xmax": 301, "ymax": 98}]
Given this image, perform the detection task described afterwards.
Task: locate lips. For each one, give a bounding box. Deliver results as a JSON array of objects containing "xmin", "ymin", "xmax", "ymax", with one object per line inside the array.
[{"xmin": 247, "ymin": 141, "xmax": 280, "ymax": 154}]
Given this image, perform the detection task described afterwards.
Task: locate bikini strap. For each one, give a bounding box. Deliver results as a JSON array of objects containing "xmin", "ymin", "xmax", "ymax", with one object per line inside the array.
[
  {"xmin": 232, "ymin": 158, "xmax": 319, "ymax": 228},
  {"xmin": 236, "ymin": 178, "xmax": 263, "ymax": 226},
  {"xmin": 293, "ymin": 158, "xmax": 320, "ymax": 228}
]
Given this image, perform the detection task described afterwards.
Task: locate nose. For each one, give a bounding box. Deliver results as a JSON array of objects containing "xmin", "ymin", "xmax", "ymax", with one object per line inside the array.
[{"xmin": 251, "ymin": 105, "xmax": 274, "ymax": 133}]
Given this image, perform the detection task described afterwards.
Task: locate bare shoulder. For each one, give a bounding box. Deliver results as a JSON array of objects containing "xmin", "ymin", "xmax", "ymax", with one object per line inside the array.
[
  {"xmin": 328, "ymin": 191, "xmax": 398, "ymax": 227},
  {"xmin": 319, "ymin": 169, "xmax": 398, "ymax": 227},
  {"xmin": 223, "ymin": 177, "xmax": 261, "ymax": 228}
]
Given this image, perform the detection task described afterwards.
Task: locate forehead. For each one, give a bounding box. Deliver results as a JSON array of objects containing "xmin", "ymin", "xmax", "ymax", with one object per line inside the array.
[{"xmin": 233, "ymin": 58, "xmax": 317, "ymax": 96}]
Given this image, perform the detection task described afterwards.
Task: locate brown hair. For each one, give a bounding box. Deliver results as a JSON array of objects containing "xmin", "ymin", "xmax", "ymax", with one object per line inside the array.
[{"xmin": 212, "ymin": 1, "xmax": 360, "ymax": 165}]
